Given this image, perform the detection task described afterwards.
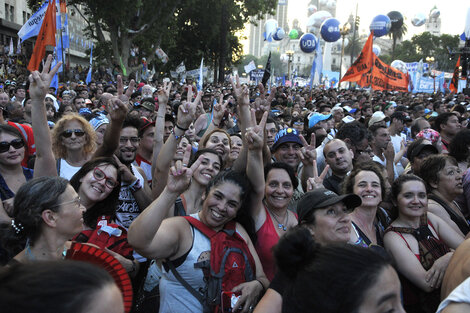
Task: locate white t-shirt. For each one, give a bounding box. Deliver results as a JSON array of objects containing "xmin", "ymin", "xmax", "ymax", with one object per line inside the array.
[
  {"xmin": 437, "ymin": 277, "xmax": 470, "ymax": 313},
  {"xmin": 58, "ymin": 158, "xmax": 82, "ymax": 181}
]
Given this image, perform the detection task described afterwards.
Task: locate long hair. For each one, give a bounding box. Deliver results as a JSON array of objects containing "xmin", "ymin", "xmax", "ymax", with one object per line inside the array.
[
  {"xmin": 51, "ymin": 114, "xmax": 96, "ymax": 158},
  {"xmin": 69, "ymin": 157, "xmax": 121, "ymax": 229}
]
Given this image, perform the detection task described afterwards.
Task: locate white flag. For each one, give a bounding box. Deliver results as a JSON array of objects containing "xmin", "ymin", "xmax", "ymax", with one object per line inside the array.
[
  {"xmin": 176, "ymin": 61, "xmax": 186, "ymax": 74},
  {"xmin": 8, "ymin": 38, "xmax": 14, "ymax": 56},
  {"xmin": 244, "ymin": 60, "xmax": 256, "ymax": 73}
]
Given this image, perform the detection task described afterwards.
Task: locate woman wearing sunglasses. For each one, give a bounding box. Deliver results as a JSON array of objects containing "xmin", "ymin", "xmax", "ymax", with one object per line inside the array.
[{"xmin": 0, "ymin": 124, "xmax": 32, "ymax": 223}]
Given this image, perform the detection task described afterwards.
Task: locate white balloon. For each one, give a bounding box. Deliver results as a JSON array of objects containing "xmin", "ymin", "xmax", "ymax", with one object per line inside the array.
[
  {"xmin": 307, "ymin": 11, "xmax": 333, "ymax": 28},
  {"xmin": 430, "ymin": 9, "xmax": 440, "ymax": 19},
  {"xmin": 372, "ymin": 44, "xmax": 381, "ymax": 56},
  {"xmin": 412, "ymin": 13, "xmax": 426, "ymax": 26},
  {"xmin": 391, "ymin": 60, "xmax": 408, "ymax": 74},
  {"xmin": 308, "ymin": 5, "xmax": 317, "ymax": 15},
  {"xmin": 264, "ymin": 19, "xmax": 278, "ymax": 40}
]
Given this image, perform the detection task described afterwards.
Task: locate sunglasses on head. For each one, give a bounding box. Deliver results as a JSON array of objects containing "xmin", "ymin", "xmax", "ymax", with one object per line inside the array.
[
  {"xmin": 61, "ymin": 129, "xmax": 85, "ymax": 138},
  {"xmin": 0, "ymin": 138, "xmax": 25, "ymax": 153}
]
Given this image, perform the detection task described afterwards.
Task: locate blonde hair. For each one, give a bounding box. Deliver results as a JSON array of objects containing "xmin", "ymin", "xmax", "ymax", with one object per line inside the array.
[{"xmin": 51, "ymin": 114, "xmax": 97, "ymax": 158}]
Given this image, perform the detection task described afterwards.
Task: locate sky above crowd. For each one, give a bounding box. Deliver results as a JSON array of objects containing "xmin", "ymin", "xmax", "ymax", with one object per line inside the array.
[{"xmin": 289, "ymin": 0, "xmax": 470, "ymax": 39}]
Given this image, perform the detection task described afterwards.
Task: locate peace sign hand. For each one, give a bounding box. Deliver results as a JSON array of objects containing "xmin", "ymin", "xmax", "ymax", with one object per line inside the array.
[
  {"xmin": 116, "ymin": 75, "xmax": 135, "ymax": 105},
  {"xmin": 167, "ymin": 145, "xmax": 202, "ymax": 194},
  {"xmin": 307, "ymin": 160, "xmax": 330, "ymax": 191},
  {"xmin": 28, "ymin": 54, "xmax": 62, "ymax": 101},
  {"xmin": 158, "ymin": 81, "xmax": 172, "ymax": 105},
  {"xmin": 212, "ymin": 94, "xmax": 227, "ymax": 125},
  {"xmin": 246, "ymin": 110, "xmax": 268, "ymax": 151},
  {"xmin": 297, "ymin": 133, "xmax": 317, "ymax": 167},
  {"xmin": 177, "ymin": 90, "xmax": 202, "ymax": 129}
]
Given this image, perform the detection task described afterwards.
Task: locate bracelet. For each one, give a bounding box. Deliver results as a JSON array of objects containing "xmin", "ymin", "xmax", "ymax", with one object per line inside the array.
[
  {"xmin": 172, "ymin": 129, "xmax": 183, "ymax": 140},
  {"xmin": 255, "ymin": 278, "xmax": 265, "ymax": 293},
  {"xmin": 129, "ymin": 179, "xmax": 142, "ymax": 192},
  {"xmin": 176, "ymin": 124, "xmax": 188, "ymax": 131},
  {"xmin": 212, "ymin": 120, "xmax": 220, "ymax": 127}
]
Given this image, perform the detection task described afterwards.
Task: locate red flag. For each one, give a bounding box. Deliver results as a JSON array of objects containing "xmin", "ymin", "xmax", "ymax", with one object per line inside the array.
[
  {"xmin": 60, "ymin": 0, "xmax": 67, "ymax": 13},
  {"xmin": 340, "ymin": 32, "xmax": 374, "ymax": 83},
  {"xmin": 449, "ymin": 56, "xmax": 460, "ymax": 94},
  {"xmin": 27, "ymin": 1, "xmax": 56, "ymax": 72}
]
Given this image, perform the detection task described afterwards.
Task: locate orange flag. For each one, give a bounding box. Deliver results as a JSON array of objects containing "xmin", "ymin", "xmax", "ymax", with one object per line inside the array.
[
  {"xmin": 449, "ymin": 56, "xmax": 460, "ymax": 93},
  {"xmin": 60, "ymin": 0, "xmax": 67, "ymax": 13},
  {"xmin": 27, "ymin": 1, "xmax": 56, "ymax": 72},
  {"xmin": 339, "ymin": 32, "xmax": 374, "ymax": 84}
]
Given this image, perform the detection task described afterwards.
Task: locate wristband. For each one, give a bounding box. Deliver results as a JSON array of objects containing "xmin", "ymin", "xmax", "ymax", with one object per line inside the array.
[
  {"xmin": 176, "ymin": 124, "xmax": 188, "ymax": 131},
  {"xmin": 129, "ymin": 179, "xmax": 142, "ymax": 192},
  {"xmin": 255, "ymin": 278, "xmax": 266, "ymax": 293}
]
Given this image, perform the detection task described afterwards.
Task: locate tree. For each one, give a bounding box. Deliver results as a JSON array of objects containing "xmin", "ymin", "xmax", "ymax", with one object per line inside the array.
[{"xmin": 388, "ymin": 22, "xmax": 407, "ymax": 59}]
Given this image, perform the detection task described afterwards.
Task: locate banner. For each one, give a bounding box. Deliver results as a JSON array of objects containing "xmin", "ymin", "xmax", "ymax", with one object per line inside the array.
[
  {"xmin": 340, "ymin": 32, "xmax": 374, "ymax": 83},
  {"xmin": 358, "ymin": 56, "xmax": 409, "ymax": 92},
  {"xmin": 28, "ymin": 1, "xmax": 56, "ymax": 72},
  {"xmin": 449, "ymin": 56, "xmax": 460, "ymax": 93}
]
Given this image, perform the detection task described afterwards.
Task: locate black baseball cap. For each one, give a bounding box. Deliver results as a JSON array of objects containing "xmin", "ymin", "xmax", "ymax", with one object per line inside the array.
[{"xmin": 297, "ymin": 188, "xmax": 361, "ymax": 223}]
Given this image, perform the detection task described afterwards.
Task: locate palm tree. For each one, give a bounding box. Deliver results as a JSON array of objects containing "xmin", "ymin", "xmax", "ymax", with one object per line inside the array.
[{"xmin": 389, "ymin": 22, "xmax": 408, "ymax": 59}]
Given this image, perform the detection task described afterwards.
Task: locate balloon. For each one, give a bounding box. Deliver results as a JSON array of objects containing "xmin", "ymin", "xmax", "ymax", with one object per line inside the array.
[
  {"xmin": 391, "ymin": 60, "xmax": 408, "ymax": 74},
  {"xmin": 320, "ymin": 18, "xmax": 341, "ymax": 42},
  {"xmin": 273, "ymin": 27, "xmax": 285, "ymax": 41},
  {"xmin": 289, "ymin": 29, "xmax": 299, "ymax": 39},
  {"xmin": 372, "ymin": 44, "xmax": 381, "ymax": 56},
  {"xmin": 412, "ymin": 13, "xmax": 427, "ymax": 26},
  {"xmin": 430, "ymin": 9, "xmax": 440, "ymax": 19},
  {"xmin": 299, "ymin": 33, "xmax": 317, "ymax": 53},
  {"xmin": 387, "ymin": 11, "xmax": 403, "ymax": 32},
  {"xmin": 370, "ymin": 14, "xmax": 391, "ymax": 37},
  {"xmin": 264, "ymin": 19, "xmax": 278, "ymax": 41},
  {"xmin": 308, "ymin": 4, "xmax": 317, "ymax": 15},
  {"xmin": 307, "ymin": 11, "xmax": 333, "ymax": 29}
]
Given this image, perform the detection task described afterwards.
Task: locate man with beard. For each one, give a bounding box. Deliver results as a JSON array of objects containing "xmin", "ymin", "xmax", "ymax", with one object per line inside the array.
[{"xmin": 115, "ymin": 115, "xmax": 152, "ymax": 230}]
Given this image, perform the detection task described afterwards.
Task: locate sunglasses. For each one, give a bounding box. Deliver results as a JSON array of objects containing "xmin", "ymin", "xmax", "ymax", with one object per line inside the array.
[
  {"xmin": 0, "ymin": 139, "xmax": 25, "ymax": 153},
  {"xmin": 61, "ymin": 129, "xmax": 85, "ymax": 138},
  {"xmin": 93, "ymin": 167, "xmax": 118, "ymax": 189}
]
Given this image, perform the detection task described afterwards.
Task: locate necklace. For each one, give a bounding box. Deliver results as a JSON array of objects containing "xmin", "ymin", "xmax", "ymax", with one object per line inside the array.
[
  {"xmin": 266, "ymin": 206, "xmax": 289, "ymax": 231},
  {"xmin": 25, "ymin": 241, "xmax": 68, "ymax": 261}
]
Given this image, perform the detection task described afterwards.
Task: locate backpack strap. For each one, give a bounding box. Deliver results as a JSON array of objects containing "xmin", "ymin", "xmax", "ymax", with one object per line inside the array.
[
  {"xmin": 166, "ymin": 259, "xmax": 205, "ymax": 306},
  {"xmin": 184, "ymin": 216, "xmax": 217, "ymax": 238}
]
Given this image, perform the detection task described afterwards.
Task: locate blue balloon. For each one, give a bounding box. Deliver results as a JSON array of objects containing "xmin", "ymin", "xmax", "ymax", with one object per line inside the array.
[
  {"xmin": 369, "ymin": 14, "xmax": 391, "ymax": 37},
  {"xmin": 273, "ymin": 27, "xmax": 285, "ymax": 41},
  {"xmin": 299, "ymin": 33, "xmax": 317, "ymax": 53},
  {"xmin": 320, "ymin": 18, "xmax": 341, "ymax": 42}
]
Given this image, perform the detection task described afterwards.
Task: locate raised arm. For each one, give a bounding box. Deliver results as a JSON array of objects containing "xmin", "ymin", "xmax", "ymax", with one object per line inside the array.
[
  {"xmin": 128, "ymin": 148, "xmax": 201, "ymax": 258},
  {"xmin": 152, "ymin": 89, "xmax": 201, "ymax": 199},
  {"xmin": 29, "ymin": 55, "xmax": 61, "ymax": 177},
  {"xmin": 246, "ymin": 109, "xmax": 268, "ymax": 226},
  {"xmin": 93, "ymin": 76, "xmax": 134, "ymax": 158}
]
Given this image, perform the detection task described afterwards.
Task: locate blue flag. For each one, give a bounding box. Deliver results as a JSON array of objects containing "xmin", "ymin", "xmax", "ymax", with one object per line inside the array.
[
  {"xmin": 197, "ymin": 57, "xmax": 204, "ymax": 92},
  {"xmin": 18, "ymin": 1, "xmax": 49, "ymax": 42},
  {"xmin": 50, "ymin": 47, "xmax": 59, "ymax": 93},
  {"xmin": 86, "ymin": 44, "xmax": 93, "ymax": 84}
]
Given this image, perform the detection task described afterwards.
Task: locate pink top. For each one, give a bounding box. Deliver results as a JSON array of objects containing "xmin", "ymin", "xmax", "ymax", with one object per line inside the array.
[{"xmin": 255, "ymin": 206, "xmax": 280, "ymax": 281}]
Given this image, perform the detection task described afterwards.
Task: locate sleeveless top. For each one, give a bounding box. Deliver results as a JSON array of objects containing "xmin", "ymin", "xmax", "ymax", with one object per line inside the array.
[
  {"xmin": 115, "ymin": 164, "xmax": 145, "ymax": 230},
  {"xmin": 385, "ymin": 214, "xmax": 451, "ymax": 313},
  {"xmin": 428, "ymin": 193, "xmax": 470, "ymax": 236},
  {"xmin": 159, "ymin": 213, "xmax": 210, "ymax": 313},
  {"xmin": 255, "ymin": 205, "xmax": 296, "ymax": 281},
  {"xmin": 135, "ymin": 154, "xmax": 152, "ymax": 186},
  {"xmin": 0, "ymin": 167, "xmax": 33, "ymax": 201},
  {"xmin": 57, "ymin": 158, "xmax": 82, "ymax": 181}
]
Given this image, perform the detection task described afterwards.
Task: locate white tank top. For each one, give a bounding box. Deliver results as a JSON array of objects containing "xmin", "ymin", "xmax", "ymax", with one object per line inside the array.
[{"xmin": 58, "ymin": 158, "xmax": 81, "ymax": 180}]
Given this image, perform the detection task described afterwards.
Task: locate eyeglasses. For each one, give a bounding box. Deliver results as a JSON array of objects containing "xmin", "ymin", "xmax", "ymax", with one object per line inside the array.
[
  {"xmin": 51, "ymin": 197, "xmax": 81, "ymax": 208},
  {"xmin": 119, "ymin": 137, "xmax": 140, "ymax": 144},
  {"xmin": 61, "ymin": 129, "xmax": 85, "ymax": 138},
  {"xmin": 0, "ymin": 139, "xmax": 25, "ymax": 153},
  {"xmin": 93, "ymin": 167, "xmax": 118, "ymax": 188}
]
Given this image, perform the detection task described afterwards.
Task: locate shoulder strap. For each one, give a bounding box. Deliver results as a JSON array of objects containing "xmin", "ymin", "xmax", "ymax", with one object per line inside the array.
[
  {"xmin": 166, "ymin": 260, "xmax": 205, "ymax": 305},
  {"xmin": 351, "ymin": 221, "xmax": 372, "ymax": 246},
  {"xmin": 56, "ymin": 158, "xmax": 61, "ymax": 174},
  {"xmin": 428, "ymin": 194, "xmax": 470, "ymax": 234},
  {"xmin": 184, "ymin": 216, "xmax": 217, "ymax": 238}
]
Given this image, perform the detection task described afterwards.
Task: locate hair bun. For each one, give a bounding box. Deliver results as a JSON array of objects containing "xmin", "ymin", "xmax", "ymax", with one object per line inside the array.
[{"xmin": 274, "ymin": 227, "xmax": 318, "ymax": 279}]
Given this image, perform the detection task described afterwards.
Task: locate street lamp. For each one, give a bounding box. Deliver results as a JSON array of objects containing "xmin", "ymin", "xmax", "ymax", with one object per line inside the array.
[
  {"xmin": 339, "ymin": 22, "xmax": 351, "ymax": 81},
  {"xmin": 286, "ymin": 50, "xmax": 294, "ymax": 82},
  {"xmin": 426, "ymin": 56, "xmax": 436, "ymax": 93}
]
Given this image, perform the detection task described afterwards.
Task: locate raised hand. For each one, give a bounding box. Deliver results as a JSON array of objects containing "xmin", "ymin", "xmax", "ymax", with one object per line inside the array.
[
  {"xmin": 177, "ymin": 90, "xmax": 202, "ymax": 129},
  {"xmin": 253, "ymin": 84, "xmax": 276, "ymax": 121},
  {"xmin": 158, "ymin": 81, "xmax": 172, "ymax": 105},
  {"xmin": 297, "ymin": 133, "xmax": 317, "ymax": 167},
  {"xmin": 116, "ymin": 75, "xmax": 135, "ymax": 105},
  {"xmin": 167, "ymin": 145, "xmax": 202, "ymax": 194},
  {"xmin": 307, "ymin": 160, "xmax": 330, "ymax": 191},
  {"xmin": 107, "ymin": 97, "xmax": 128, "ymax": 122},
  {"xmin": 28, "ymin": 54, "xmax": 62, "ymax": 101},
  {"xmin": 246, "ymin": 110, "xmax": 268, "ymax": 151},
  {"xmin": 212, "ymin": 94, "xmax": 227, "ymax": 126},
  {"xmin": 113, "ymin": 155, "xmax": 137, "ymax": 185}
]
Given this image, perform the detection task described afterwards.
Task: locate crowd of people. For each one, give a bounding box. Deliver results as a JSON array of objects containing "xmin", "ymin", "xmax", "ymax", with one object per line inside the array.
[{"xmin": 0, "ymin": 53, "xmax": 469, "ymax": 313}]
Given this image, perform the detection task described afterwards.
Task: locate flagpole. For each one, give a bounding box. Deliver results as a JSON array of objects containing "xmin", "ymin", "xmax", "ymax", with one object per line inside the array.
[{"xmin": 59, "ymin": 14, "xmax": 66, "ymax": 80}]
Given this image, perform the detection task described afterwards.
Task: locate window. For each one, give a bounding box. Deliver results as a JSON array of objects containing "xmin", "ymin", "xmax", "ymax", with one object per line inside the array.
[
  {"xmin": 23, "ymin": 11, "xmax": 26, "ymax": 24},
  {"xmin": 4, "ymin": 4, "xmax": 9, "ymax": 21},
  {"xmin": 9, "ymin": 5, "xmax": 14, "ymax": 22},
  {"xmin": 297, "ymin": 56, "xmax": 300, "ymax": 62}
]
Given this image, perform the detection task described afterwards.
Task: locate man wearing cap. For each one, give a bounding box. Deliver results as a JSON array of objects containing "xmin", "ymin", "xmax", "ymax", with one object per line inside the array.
[
  {"xmin": 271, "ymin": 127, "xmax": 316, "ymax": 207},
  {"xmin": 136, "ymin": 117, "xmax": 155, "ymax": 186},
  {"xmin": 368, "ymin": 111, "xmax": 387, "ymax": 128},
  {"xmin": 322, "ymin": 139, "xmax": 354, "ymax": 194},
  {"xmin": 405, "ymin": 138, "xmax": 438, "ymax": 174},
  {"xmin": 136, "ymin": 97, "xmax": 155, "ymax": 119},
  {"xmin": 307, "ymin": 112, "xmax": 332, "ymax": 174}
]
